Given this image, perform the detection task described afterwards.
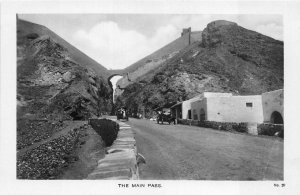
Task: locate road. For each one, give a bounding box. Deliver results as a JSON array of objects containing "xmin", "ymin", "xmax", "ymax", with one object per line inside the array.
[{"xmin": 126, "ymin": 118, "xmax": 283, "ymax": 180}]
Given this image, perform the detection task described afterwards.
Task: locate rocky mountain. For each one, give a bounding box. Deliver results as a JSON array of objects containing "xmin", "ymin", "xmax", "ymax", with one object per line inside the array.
[
  {"xmin": 17, "ymin": 19, "xmax": 113, "ymax": 122},
  {"xmin": 115, "ymin": 20, "xmax": 283, "ymax": 117}
]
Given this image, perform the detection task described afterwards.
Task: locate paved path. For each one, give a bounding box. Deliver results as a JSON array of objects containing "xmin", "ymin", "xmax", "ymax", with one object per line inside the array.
[{"xmin": 126, "ymin": 118, "xmax": 283, "ymax": 180}]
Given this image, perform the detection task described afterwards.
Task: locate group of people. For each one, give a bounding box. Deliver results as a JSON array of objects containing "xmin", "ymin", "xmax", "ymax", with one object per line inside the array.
[{"xmin": 116, "ymin": 107, "xmax": 128, "ymax": 121}]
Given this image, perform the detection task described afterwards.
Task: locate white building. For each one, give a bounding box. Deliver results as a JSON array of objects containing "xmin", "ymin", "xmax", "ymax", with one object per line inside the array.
[{"xmin": 171, "ymin": 90, "xmax": 283, "ymax": 124}]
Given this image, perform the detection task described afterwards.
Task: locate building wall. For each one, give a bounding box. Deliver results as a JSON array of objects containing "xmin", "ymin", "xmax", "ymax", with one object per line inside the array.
[
  {"xmin": 206, "ymin": 95, "xmax": 264, "ymax": 123},
  {"xmin": 171, "ymin": 104, "xmax": 182, "ymax": 119},
  {"xmin": 182, "ymin": 92, "xmax": 233, "ymax": 120},
  {"xmin": 190, "ymin": 31, "xmax": 202, "ymax": 43},
  {"xmin": 182, "ymin": 96, "xmax": 202, "ymax": 119},
  {"xmin": 261, "ymin": 89, "xmax": 284, "ymax": 123},
  {"xmin": 191, "ymin": 99, "xmax": 207, "ymax": 120}
]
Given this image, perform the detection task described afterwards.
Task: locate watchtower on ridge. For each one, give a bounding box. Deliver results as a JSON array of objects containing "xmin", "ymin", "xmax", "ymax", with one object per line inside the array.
[{"xmin": 181, "ymin": 27, "xmax": 191, "ymax": 45}]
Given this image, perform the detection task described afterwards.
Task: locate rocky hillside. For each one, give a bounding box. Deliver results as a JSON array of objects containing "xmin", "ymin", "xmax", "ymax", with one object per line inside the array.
[
  {"xmin": 114, "ymin": 30, "xmax": 202, "ymax": 97},
  {"xmin": 116, "ymin": 20, "xmax": 283, "ymax": 116},
  {"xmin": 17, "ymin": 19, "xmax": 113, "ymax": 122}
]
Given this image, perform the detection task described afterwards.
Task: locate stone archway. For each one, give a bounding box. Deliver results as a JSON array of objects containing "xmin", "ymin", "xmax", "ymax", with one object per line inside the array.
[
  {"xmin": 270, "ymin": 111, "xmax": 283, "ymax": 124},
  {"xmin": 200, "ymin": 109, "xmax": 206, "ymax": 122},
  {"xmin": 108, "ymin": 74, "xmax": 124, "ymax": 114}
]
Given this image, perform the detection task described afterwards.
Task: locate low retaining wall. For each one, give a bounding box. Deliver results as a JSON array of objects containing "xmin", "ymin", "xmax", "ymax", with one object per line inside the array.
[
  {"xmin": 89, "ymin": 118, "xmax": 119, "ymax": 146},
  {"xmin": 178, "ymin": 119, "xmax": 284, "ymax": 138},
  {"xmin": 87, "ymin": 118, "xmax": 141, "ymax": 180},
  {"xmin": 178, "ymin": 119, "xmax": 248, "ymax": 132}
]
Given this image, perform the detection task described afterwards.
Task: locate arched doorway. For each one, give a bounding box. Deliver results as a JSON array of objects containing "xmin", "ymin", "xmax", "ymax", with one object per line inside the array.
[
  {"xmin": 200, "ymin": 109, "xmax": 206, "ymax": 122},
  {"xmin": 270, "ymin": 111, "xmax": 283, "ymax": 124}
]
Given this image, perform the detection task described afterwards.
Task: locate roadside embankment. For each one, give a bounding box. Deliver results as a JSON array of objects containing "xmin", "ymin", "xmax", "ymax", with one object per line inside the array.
[
  {"xmin": 17, "ymin": 121, "xmax": 88, "ymax": 179},
  {"xmin": 87, "ymin": 118, "xmax": 143, "ymax": 180}
]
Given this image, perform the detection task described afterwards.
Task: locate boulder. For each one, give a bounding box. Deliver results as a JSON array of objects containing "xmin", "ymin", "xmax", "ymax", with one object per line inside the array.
[{"xmin": 63, "ymin": 71, "xmax": 72, "ymax": 82}]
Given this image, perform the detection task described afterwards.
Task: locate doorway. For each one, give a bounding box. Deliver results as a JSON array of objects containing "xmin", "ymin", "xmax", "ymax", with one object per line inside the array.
[{"xmin": 270, "ymin": 111, "xmax": 283, "ymax": 124}]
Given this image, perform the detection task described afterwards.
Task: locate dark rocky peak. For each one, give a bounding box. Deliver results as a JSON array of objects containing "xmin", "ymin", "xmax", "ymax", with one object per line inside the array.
[
  {"xmin": 201, "ymin": 19, "xmax": 282, "ymax": 50},
  {"xmin": 202, "ymin": 20, "xmax": 238, "ymax": 47},
  {"xmin": 207, "ymin": 20, "xmax": 237, "ymax": 29}
]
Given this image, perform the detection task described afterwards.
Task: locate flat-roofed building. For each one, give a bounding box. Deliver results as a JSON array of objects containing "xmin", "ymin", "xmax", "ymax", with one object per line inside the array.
[
  {"xmin": 171, "ymin": 92, "xmax": 232, "ymax": 120},
  {"xmin": 191, "ymin": 94, "xmax": 264, "ymax": 123},
  {"xmin": 171, "ymin": 90, "xmax": 283, "ymax": 124}
]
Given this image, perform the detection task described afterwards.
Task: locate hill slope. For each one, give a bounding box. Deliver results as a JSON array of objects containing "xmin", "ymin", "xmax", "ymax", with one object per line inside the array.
[
  {"xmin": 17, "ymin": 19, "xmax": 113, "ymax": 122},
  {"xmin": 17, "ymin": 19, "xmax": 109, "ymax": 79},
  {"xmin": 116, "ymin": 20, "xmax": 283, "ymax": 116},
  {"xmin": 115, "ymin": 31, "xmax": 202, "ymax": 91}
]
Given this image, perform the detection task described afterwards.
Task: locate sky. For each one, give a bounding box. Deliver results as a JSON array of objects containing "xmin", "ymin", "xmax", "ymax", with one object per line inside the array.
[{"xmin": 19, "ymin": 14, "xmax": 283, "ymax": 70}]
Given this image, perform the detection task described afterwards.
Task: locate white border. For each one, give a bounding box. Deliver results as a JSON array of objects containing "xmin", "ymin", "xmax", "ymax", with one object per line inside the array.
[{"xmin": 1, "ymin": 1, "xmax": 300, "ymax": 195}]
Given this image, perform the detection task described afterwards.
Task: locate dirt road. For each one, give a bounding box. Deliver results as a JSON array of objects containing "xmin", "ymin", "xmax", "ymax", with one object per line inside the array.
[{"xmin": 127, "ymin": 118, "xmax": 283, "ymax": 180}]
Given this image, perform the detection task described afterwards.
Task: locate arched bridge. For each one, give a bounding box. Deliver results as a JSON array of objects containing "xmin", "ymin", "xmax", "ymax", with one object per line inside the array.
[
  {"xmin": 107, "ymin": 69, "xmax": 132, "ymax": 83},
  {"xmin": 107, "ymin": 69, "xmax": 133, "ymax": 90},
  {"xmin": 107, "ymin": 69, "xmax": 126, "ymax": 80}
]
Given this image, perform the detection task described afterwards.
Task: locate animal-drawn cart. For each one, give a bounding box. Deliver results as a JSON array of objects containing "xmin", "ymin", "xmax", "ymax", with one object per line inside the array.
[{"xmin": 156, "ymin": 109, "xmax": 176, "ymax": 125}]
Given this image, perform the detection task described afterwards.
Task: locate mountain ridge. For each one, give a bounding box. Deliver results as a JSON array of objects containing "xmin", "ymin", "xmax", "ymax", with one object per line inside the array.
[{"xmin": 115, "ymin": 20, "xmax": 283, "ymax": 117}]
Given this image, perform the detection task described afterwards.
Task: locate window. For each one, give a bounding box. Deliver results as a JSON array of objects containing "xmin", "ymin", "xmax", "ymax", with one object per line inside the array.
[{"xmin": 246, "ymin": 102, "xmax": 253, "ymax": 107}]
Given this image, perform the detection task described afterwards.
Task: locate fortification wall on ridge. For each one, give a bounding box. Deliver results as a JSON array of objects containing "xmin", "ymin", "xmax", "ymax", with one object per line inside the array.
[{"xmin": 112, "ymin": 28, "xmax": 203, "ymax": 90}]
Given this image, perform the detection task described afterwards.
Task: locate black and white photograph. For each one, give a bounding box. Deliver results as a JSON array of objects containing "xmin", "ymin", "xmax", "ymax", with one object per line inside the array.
[
  {"xmin": 16, "ymin": 13, "xmax": 284, "ymax": 180},
  {"xmin": 1, "ymin": 1, "xmax": 300, "ymax": 195}
]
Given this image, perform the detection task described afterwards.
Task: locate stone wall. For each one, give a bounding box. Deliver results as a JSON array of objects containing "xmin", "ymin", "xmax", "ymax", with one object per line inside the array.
[
  {"xmin": 178, "ymin": 119, "xmax": 248, "ymax": 133},
  {"xmin": 87, "ymin": 119, "xmax": 142, "ymax": 180},
  {"xmin": 115, "ymin": 31, "xmax": 195, "ymax": 90},
  {"xmin": 89, "ymin": 118, "xmax": 119, "ymax": 146},
  {"xmin": 190, "ymin": 31, "xmax": 202, "ymax": 42},
  {"xmin": 178, "ymin": 119, "xmax": 283, "ymax": 138}
]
